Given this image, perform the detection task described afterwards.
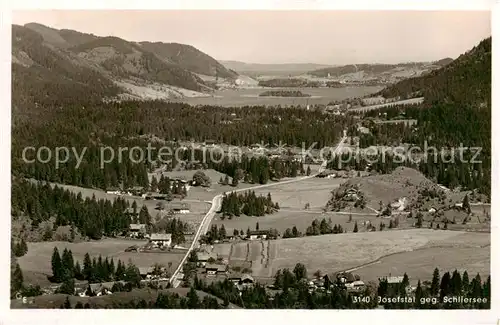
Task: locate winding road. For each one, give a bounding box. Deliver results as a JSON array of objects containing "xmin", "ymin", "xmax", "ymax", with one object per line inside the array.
[{"xmin": 169, "ymin": 132, "xmax": 347, "ymax": 287}]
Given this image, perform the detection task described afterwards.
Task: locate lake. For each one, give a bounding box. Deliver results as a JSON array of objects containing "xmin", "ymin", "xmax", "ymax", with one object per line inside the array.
[{"xmin": 173, "ymin": 86, "xmax": 384, "ymax": 107}]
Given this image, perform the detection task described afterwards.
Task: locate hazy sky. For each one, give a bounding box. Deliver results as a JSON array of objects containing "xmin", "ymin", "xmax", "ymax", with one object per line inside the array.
[{"xmin": 12, "ymin": 10, "xmax": 491, "ymax": 64}]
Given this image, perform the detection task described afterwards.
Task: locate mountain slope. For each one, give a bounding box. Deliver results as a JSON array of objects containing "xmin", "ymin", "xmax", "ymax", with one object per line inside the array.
[
  {"xmin": 66, "ymin": 36, "xmax": 205, "ymax": 91},
  {"xmin": 12, "ymin": 25, "xmax": 120, "ymax": 110},
  {"xmin": 374, "ymin": 37, "xmax": 491, "ymax": 106},
  {"xmin": 13, "ymin": 23, "xmax": 240, "ymax": 107},
  {"xmin": 140, "ymin": 42, "xmax": 237, "ymax": 79}
]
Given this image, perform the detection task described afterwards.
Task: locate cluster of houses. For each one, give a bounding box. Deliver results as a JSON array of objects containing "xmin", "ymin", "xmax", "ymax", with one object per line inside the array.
[
  {"xmin": 194, "ymin": 250, "xmax": 256, "ymax": 290},
  {"xmin": 307, "ymin": 272, "xmax": 412, "ymax": 295},
  {"xmin": 75, "ymin": 281, "xmax": 126, "ymax": 297},
  {"xmin": 126, "ymin": 230, "xmax": 173, "ymax": 248},
  {"xmin": 211, "ymin": 230, "xmax": 277, "ymax": 244},
  {"xmin": 106, "ymin": 178, "xmax": 191, "ymax": 199},
  {"xmin": 316, "ymin": 169, "xmax": 371, "ymax": 179},
  {"xmin": 72, "ymin": 265, "xmax": 172, "ymax": 297}
]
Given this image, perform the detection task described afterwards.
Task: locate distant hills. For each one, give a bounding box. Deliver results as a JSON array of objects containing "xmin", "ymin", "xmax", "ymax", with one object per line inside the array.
[
  {"xmin": 307, "ymin": 59, "xmax": 453, "ymax": 82},
  {"xmin": 374, "ymin": 37, "xmax": 491, "ymax": 107},
  {"xmin": 12, "ymin": 23, "xmax": 237, "ymax": 107},
  {"xmin": 219, "ymin": 61, "xmax": 333, "ymax": 76},
  {"xmin": 221, "ymin": 58, "xmax": 454, "ymax": 81}
]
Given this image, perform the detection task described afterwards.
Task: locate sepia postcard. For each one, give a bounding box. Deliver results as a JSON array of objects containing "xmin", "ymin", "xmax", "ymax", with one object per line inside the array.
[{"xmin": 4, "ymin": 4, "xmax": 496, "ymax": 325}]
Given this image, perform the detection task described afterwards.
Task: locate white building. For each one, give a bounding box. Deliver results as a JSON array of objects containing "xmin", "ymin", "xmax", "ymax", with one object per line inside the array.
[{"xmin": 150, "ymin": 233, "xmax": 172, "ymax": 247}]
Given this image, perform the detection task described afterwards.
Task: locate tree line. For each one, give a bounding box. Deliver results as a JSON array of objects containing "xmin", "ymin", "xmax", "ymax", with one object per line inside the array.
[
  {"xmin": 12, "ymin": 179, "xmax": 133, "ymax": 240},
  {"xmin": 57, "ymin": 287, "xmax": 222, "ymax": 309},
  {"xmin": 282, "ymin": 218, "xmax": 347, "ymax": 238},
  {"xmin": 220, "ymin": 191, "xmax": 279, "ymax": 217},
  {"xmin": 50, "ymin": 247, "xmax": 142, "ymax": 293}
]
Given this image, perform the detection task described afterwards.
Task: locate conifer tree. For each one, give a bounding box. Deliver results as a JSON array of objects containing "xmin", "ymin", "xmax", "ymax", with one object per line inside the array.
[
  {"xmin": 74, "ymin": 261, "xmax": 83, "ymax": 280},
  {"xmin": 11, "ymin": 263, "xmax": 24, "ymax": 294},
  {"xmin": 414, "ymin": 280, "xmax": 423, "ymax": 307},
  {"xmin": 440, "ymin": 272, "xmax": 451, "ymax": 300},
  {"xmin": 430, "ymin": 268, "xmax": 440, "ymax": 296},
  {"xmin": 462, "ymin": 194, "xmax": 471, "ymax": 214},
  {"xmin": 139, "ymin": 205, "xmax": 151, "ymax": 224},
  {"xmin": 462, "ymin": 270, "xmax": 470, "ymax": 294},
  {"xmin": 451, "ymin": 269, "xmax": 462, "ymax": 295},
  {"xmin": 51, "ymin": 247, "xmax": 63, "ymax": 282},
  {"xmin": 83, "ymin": 253, "xmax": 92, "ymax": 281},
  {"xmin": 20, "ymin": 238, "xmax": 28, "ymax": 256}
]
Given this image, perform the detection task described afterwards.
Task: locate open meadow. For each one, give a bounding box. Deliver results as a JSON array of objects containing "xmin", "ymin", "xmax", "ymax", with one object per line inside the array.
[
  {"xmin": 253, "ymin": 177, "xmax": 344, "ymax": 211},
  {"xmin": 211, "ymin": 229, "xmax": 490, "ymax": 282},
  {"xmin": 211, "ymin": 176, "xmax": 381, "ymax": 234},
  {"xmin": 40, "ymin": 180, "xmax": 209, "ymax": 229},
  {"xmin": 212, "ymin": 210, "xmax": 379, "ymax": 234},
  {"xmin": 18, "ymin": 239, "xmax": 184, "ymax": 286}
]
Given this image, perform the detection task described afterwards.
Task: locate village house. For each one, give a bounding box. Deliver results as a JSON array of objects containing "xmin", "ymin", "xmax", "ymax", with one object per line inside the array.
[
  {"xmin": 128, "ymin": 186, "xmax": 146, "ymax": 196},
  {"xmin": 230, "ymin": 274, "xmax": 255, "ymax": 290},
  {"xmin": 316, "ymin": 170, "xmax": 336, "ymax": 178},
  {"xmin": 345, "ymin": 188, "xmax": 360, "ymax": 201},
  {"xmin": 170, "ymin": 202, "xmax": 190, "ymax": 214},
  {"xmin": 323, "ymin": 271, "xmax": 356, "ymax": 288},
  {"xmin": 129, "ymin": 223, "xmax": 146, "ymax": 238},
  {"xmin": 345, "ymin": 280, "xmax": 366, "ymax": 291},
  {"xmin": 205, "ymin": 263, "xmax": 228, "ymax": 277},
  {"xmin": 247, "ymin": 230, "xmax": 270, "ymax": 240},
  {"xmin": 149, "ymin": 233, "xmax": 172, "ymax": 247},
  {"xmin": 196, "ymin": 251, "xmax": 218, "ymax": 267},
  {"xmin": 153, "ymin": 193, "xmax": 169, "ymax": 200},
  {"xmin": 79, "ymin": 281, "xmax": 126, "ymax": 297},
  {"xmin": 384, "ymin": 275, "xmax": 412, "ymax": 294},
  {"xmin": 139, "ymin": 266, "xmax": 155, "ymax": 280},
  {"xmin": 106, "ymin": 187, "xmax": 122, "ymax": 195}
]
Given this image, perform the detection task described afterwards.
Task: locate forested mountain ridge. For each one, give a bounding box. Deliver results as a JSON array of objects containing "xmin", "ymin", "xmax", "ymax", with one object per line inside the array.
[
  {"xmin": 352, "ymin": 37, "xmax": 492, "ymax": 196},
  {"xmin": 12, "ymin": 25, "xmax": 120, "ymax": 112},
  {"xmin": 12, "ymin": 23, "xmax": 236, "ymax": 109},
  {"xmin": 374, "ymin": 37, "xmax": 491, "ymax": 106},
  {"xmin": 23, "ymin": 23, "xmax": 236, "ymax": 79},
  {"xmin": 308, "ymin": 60, "xmax": 450, "ymax": 80},
  {"xmin": 139, "ymin": 42, "xmax": 238, "ymax": 79}
]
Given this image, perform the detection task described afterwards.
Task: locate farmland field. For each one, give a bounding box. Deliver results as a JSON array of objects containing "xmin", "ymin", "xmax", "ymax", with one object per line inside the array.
[
  {"xmin": 212, "ymin": 210, "xmax": 379, "ymax": 234},
  {"xmin": 211, "ymin": 229, "xmax": 489, "ymax": 282},
  {"xmin": 253, "ymin": 177, "xmax": 344, "ymax": 211},
  {"xmin": 211, "ymin": 176, "xmax": 381, "ymax": 234},
  {"xmin": 18, "ymin": 239, "xmax": 184, "ymax": 285}
]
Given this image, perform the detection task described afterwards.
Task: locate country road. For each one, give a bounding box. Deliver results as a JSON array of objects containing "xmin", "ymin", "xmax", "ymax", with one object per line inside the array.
[{"xmin": 169, "ymin": 133, "xmax": 347, "ymax": 287}]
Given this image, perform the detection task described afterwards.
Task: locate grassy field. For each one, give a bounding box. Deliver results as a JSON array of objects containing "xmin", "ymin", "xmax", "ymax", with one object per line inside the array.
[
  {"xmin": 18, "ymin": 239, "xmax": 184, "ymax": 284},
  {"xmin": 353, "ymin": 246, "xmax": 490, "ymax": 284},
  {"xmin": 253, "ymin": 177, "xmax": 344, "ymax": 211},
  {"xmin": 212, "ymin": 177, "xmax": 352, "ymax": 233},
  {"xmin": 212, "ymin": 210, "xmax": 379, "ymax": 234},
  {"xmin": 211, "ymin": 229, "xmax": 489, "ymax": 282}
]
